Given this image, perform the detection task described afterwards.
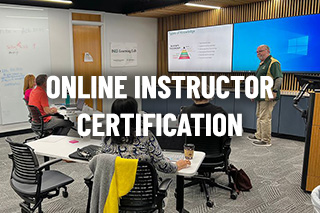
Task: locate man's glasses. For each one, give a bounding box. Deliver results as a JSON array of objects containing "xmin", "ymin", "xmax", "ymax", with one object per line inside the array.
[{"xmin": 256, "ymin": 49, "xmax": 267, "ymax": 53}]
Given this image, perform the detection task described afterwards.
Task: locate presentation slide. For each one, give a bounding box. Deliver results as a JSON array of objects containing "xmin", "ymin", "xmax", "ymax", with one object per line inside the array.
[
  {"xmin": 168, "ymin": 24, "xmax": 233, "ymax": 72},
  {"xmin": 233, "ymin": 14, "xmax": 320, "ymax": 73}
]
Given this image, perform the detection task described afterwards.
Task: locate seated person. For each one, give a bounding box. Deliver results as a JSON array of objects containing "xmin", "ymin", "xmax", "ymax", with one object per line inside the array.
[
  {"xmin": 180, "ymin": 83, "xmax": 231, "ymax": 147},
  {"xmin": 23, "ymin": 74, "xmax": 36, "ymax": 103},
  {"xmin": 29, "ymin": 74, "xmax": 73, "ymax": 136},
  {"xmin": 102, "ymin": 96, "xmax": 190, "ymax": 173}
]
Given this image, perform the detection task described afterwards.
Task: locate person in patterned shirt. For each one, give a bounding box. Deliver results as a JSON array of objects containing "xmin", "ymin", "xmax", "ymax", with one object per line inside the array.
[{"xmin": 102, "ymin": 96, "xmax": 190, "ymax": 173}]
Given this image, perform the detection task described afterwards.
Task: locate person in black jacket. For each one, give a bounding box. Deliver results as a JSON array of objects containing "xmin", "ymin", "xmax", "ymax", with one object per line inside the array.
[{"xmin": 179, "ymin": 83, "xmax": 231, "ymax": 147}]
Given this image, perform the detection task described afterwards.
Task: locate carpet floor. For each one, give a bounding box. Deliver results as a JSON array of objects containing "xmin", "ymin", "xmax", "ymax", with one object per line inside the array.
[{"xmin": 0, "ymin": 132, "xmax": 313, "ymax": 213}]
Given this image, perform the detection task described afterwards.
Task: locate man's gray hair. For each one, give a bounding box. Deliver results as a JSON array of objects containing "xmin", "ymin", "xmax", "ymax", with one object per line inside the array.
[
  {"xmin": 36, "ymin": 74, "xmax": 48, "ymax": 86},
  {"xmin": 259, "ymin": 44, "xmax": 270, "ymax": 52}
]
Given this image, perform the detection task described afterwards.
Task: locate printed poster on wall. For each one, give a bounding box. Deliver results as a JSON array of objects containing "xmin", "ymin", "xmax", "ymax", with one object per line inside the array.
[{"xmin": 110, "ymin": 42, "xmax": 137, "ymax": 67}]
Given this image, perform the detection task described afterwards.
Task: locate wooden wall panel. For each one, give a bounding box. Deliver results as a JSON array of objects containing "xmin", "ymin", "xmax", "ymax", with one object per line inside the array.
[
  {"xmin": 158, "ymin": 0, "xmax": 320, "ymax": 89},
  {"xmin": 306, "ymin": 124, "xmax": 320, "ymax": 191},
  {"xmin": 312, "ymin": 93, "xmax": 320, "ymax": 126},
  {"xmin": 72, "ymin": 13, "xmax": 101, "ymax": 22}
]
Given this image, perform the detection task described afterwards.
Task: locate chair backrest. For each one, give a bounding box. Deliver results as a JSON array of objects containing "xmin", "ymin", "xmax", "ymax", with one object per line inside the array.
[
  {"xmin": 149, "ymin": 127, "xmax": 185, "ymax": 152},
  {"xmin": 185, "ymin": 127, "xmax": 226, "ymax": 157},
  {"xmin": 185, "ymin": 127, "xmax": 231, "ymax": 170},
  {"xmin": 27, "ymin": 105, "xmax": 42, "ymax": 124},
  {"xmin": 120, "ymin": 161, "xmax": 158, "ymax": 209},
  {"xmin": 23, "ymin": 98, "xmax": 28, "ymax": 105},
  {"xmin": 23, "ymin": 98, "xmax": 32, "ymax": 122},
  {"xmin": 23, "ymin": 98, "xmax": 34, "ymax": 122},
  {"xmin": 6, "ymin": 138, "xmax": 40, "ymax": 184}
]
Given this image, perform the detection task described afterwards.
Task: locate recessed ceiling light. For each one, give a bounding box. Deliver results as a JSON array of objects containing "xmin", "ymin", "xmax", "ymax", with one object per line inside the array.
[
  {"xmin": 185, "ymin": 3, "xmax": 220, "ymax": 9},
  {"xmin": 37, "ymin": 0, "xmax": 73, "ymax": 4}
]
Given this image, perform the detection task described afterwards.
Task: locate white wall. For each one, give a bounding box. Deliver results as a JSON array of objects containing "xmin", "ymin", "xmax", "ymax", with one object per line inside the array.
[
  {"xmin": 47, "ymin": 9, "xmax": 73, "ymax": 104},
  {"xmin": 47, "ymin": 10, "xmax": 158, "ymax": 112},
  {"xmin": 48, "ymin": 9, "xmax": 73, "ymax": 77},
  {"xmin": 0, "ymin": 4, "xmax": 157, "ymax": 128},
  {"xmin": 103, "ymin": 13, "xmax": 157, "ymax": 112}
]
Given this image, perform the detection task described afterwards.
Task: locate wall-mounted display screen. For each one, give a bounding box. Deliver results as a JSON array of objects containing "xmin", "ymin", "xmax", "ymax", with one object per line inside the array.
[
  {"xmin": 168, "ymin": 24, "xmax": 233, "ymax": 72},
  {"xmin": 233, "ymin": 14, "xmax": 320, "ymax": 73}
]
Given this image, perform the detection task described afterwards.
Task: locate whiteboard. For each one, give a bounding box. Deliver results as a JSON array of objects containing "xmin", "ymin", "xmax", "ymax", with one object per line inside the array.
[{"xmin": 0, "ymin": 6, "xmax": 51, "ymax": 124}]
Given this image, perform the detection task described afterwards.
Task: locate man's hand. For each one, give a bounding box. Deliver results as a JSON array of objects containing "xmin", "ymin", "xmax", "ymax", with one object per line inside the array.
[
  {"xmin": 44, "ymin": 106, "xmax": 57, "ymax": 114},
  {"xmin": 269, "ymin": 92, "xmax": 277, "ymax": 100},
  {"xmin": 50, "ymin": 107, "xmax": 58, "ymax": 113}
]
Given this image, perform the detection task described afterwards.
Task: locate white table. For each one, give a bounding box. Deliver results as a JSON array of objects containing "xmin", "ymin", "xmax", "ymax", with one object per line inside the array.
[
  {"xmin": 171, "ymin": 151, "xmax": 205, "ymax": 213},
  {"xmin": 163, "ymin": 151, "xmax": 205, "ymax": 177},
  {"xmin": 28, "ymin": 136, "xmax": 204, "ymax": 172},
  {"xmin": 57, "ymin": 107, "xmax": 103, "ymax": 126},
  {"xmin": 57, "ymin": 109, "xmax": 103, "ymax": 117},
  {"xmin": 27, "ymin": 136, "xmax": 102, "ymax": 163},
  {"xmin": 27, "ymin": 135, "xmax": 205, "ymax": 212}
]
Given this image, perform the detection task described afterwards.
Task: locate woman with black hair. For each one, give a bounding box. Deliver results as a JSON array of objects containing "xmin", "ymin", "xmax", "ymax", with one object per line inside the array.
[{"xmin": 102, "ymin": 96, "xmax": 190, "ymax": 173}]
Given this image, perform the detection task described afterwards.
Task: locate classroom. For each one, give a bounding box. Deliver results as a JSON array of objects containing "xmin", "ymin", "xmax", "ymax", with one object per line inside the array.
[{"xmin": 0, "ymin": 0, "xmax": 320, "ymax": 212}]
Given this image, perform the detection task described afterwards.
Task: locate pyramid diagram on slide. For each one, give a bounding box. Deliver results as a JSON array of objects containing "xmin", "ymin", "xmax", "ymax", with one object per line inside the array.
[{"xmin": 179, "ymin": 47, "xmax": 190, "ymax": 59}]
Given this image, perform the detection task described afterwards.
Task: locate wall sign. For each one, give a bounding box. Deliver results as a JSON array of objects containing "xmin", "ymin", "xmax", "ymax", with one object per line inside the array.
[{"xmin": 110, "ymin": 42, "xmax": 137, "ymax": 67}]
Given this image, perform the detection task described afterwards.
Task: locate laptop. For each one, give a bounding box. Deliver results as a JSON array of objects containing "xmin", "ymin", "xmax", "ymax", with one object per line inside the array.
[
  {"xmin": 149, "ymin": 127, "xmax": 185, "ymax": 162},
  {"xmin": 60, "ymin": 99, "xmax": 85, "ymax": 111}
]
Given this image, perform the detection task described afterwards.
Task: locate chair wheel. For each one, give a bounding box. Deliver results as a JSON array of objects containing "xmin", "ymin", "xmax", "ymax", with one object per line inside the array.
[
  {"xmin": 206, "ymin": 201, "xmax": 214, "ymax": 207},
  {"xmin": 62, "ymin": 191, "xmax": 68, "ymax": 198},
  {"xmin": 230, "ymin": 192, "xmax": 237, "ymax": 200}
]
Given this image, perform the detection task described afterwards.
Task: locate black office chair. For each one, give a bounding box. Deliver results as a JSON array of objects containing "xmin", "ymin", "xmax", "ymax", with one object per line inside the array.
[
  {"xmin": 23, "ymin": 97, "xmax": 29, "ymax": 105},
  {"xmin": 26, "ymin": 104, "xmax": 73, "ymax": 142},
  {"xmin": 184, "ymin": 127, "xmax": 237, "ymax": 207},
  {"xmin": 85, "ymin": 161, "xmax": 172, "ymax": 213},
  {"xmin": 23, "ymin": 98, "xmax": 32, "ymax": 123},
  {"xmin": 6, "ymin": 137, "xmax": 74, "ymax": 213}
]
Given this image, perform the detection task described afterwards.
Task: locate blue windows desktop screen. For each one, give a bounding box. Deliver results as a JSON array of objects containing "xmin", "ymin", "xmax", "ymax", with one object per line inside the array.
[{"xmin": 232, "ymin": 14, "xmax": 320, "ymax": 73}]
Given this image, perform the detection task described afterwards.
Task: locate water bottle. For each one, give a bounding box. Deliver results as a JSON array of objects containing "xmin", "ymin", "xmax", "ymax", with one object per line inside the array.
[{"xmin": 65, "ymin": 92, "xmax": 70, "ymax": 106}]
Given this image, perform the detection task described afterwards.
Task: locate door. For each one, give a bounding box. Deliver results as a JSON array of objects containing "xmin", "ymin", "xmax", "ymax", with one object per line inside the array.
[{"xmin": 73, "ymin": 25, "xmax": 102, "ymax": 112}]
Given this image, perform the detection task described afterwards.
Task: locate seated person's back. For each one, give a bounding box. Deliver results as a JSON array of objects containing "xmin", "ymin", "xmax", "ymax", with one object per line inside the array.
[
  {"xmin": 29, "ymin": 81, "xmax": 51, "ymax": 123},
  {"xmin": 28, "ymin": 74, "xmax": 72, "ymax": 136},
  {"xmin": 102, "ymin": 96, "xmax": 190, "ymax": 173},
  {"xmin": 181, "ymin": 102, "xmax": 227, "ymax": 126},
  {"xmin": 180, "ymin": 83, "xmax": 231, "ymax": 146}
]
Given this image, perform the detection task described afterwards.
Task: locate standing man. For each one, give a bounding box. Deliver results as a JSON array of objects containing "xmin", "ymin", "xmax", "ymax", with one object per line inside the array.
[
  {"xmin": 29, "ymin": 74, "xmax": 73, "ymax": 135},
  {"xmin": 247, "ymin": 45, "xmax": 283, "ymax": 146}
]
